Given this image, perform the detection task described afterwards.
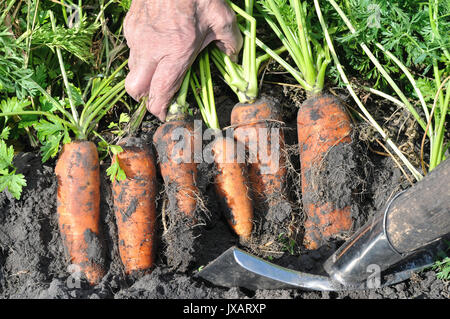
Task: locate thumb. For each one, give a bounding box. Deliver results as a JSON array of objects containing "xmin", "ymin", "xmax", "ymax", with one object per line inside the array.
[
  {"xmin": 208, "ymin": 1, "xmax": 243, "ymax": 61},
  {"xmin": 147, "ymin": 57, "xmax": 190, "ymax": 121}
]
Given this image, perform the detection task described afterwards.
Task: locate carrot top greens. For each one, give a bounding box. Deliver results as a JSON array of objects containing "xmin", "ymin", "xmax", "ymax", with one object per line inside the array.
[
  {"xmin": 210, "ymin": 0, "xmax": 284, "ymax": 104},
  {"xmin": 321, "ymin": 0, "xmax": 449, "ymax": 176},
  {"xmin": 166, "ymin": 69, "xmax": 193, "ymax": 121},
  {"xmin": 0, "ymin": 9, "xmax": 129, "ymax": 189},
  {"xmin": 190, "ymin": 49, "xmax": 220, "ymax": 130},
  {"xmin": 257, "ymin": 0, "xmax": 331, "ymax": 96}
]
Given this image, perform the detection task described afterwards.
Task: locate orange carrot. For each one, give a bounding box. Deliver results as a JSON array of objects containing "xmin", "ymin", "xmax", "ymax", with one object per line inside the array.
[
  {"xmin": 112, "ymin": 138, "xmax": 158, "ymax": 275},
  {"xmin": 153, "ymin": 118, "xmax": 199, "ymax": 219},
  {"xmin": 211, "ymin": 135, "xmax": 254, "ymax": 240},
  {"xmin": 54, "ymin": 141, "xmax": 105, "ymax": 285},
  {"xmin": 231, "ymin": 98, "xmax": 287, "ymax": 204},
  {"xmin": 297, "ymin": 95, "xmax": 353, "ymax": 250}
]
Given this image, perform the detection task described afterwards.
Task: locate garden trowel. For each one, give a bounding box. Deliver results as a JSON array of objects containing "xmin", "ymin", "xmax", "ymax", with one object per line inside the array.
[{"xmin": 197, "ymin": 158, "xmax": 450, "ymax": 291}]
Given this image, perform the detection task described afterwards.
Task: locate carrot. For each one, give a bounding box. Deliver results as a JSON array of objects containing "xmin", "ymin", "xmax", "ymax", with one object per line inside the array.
[
  {"xmin": 111, "ymin": 137, "xmax": 158, "ymax": 275},
  {"xmin": 151, "ymin": 70, "xmax": 206, "ymax": 271},
  {"xmin": 207, "ymin": 2, "xmax": 293, "ymax": 243},
  {"xmin": 255, "ymin": 2, "xmax": 357, "ymax": 249},
  {"xmin": 0, "ymin": 46, "xmax": 129, "ymax": 284},
  {"xmin": 190, "ymin": 50, "xmax": 254, "ymax": 239},
  {"xmin": 55, "ymin": 141, "xmax": 105, "ymax": 285},
  {"xmin": 211, "ymin": 135, "xmax": 254, "ymax": 239},
  {"xmin": 153, "ymin": 118, "xmax": 199, "ymax": 219},
  {"xmin": 231, "ymin": 98, "xmax": 287, "ymax": 204},
  {"xmin": 297, "ymin": 95, "xmax": 353, "ymax": 250}
]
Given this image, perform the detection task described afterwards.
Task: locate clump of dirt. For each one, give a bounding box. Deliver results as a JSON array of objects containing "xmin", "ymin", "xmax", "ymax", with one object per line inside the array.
[
  {"xmin": 152, "ymin": 168, "xmax": 211, "ymax": 273},
  {"xmin": 159, "ymin": 207, "xmax": 207, "ymax": 273}
]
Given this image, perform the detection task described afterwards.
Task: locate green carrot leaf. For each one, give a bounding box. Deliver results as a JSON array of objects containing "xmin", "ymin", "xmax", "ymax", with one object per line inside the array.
[
  {"xmin": 0, "ymin": 140, "xmax": 26, "ymax": 200},
  {"xmin": 34, "ymin": 118, "xmax": 66, "ymax": 142},
  {"xmin": 119, "ymin": 113, "xmax": 130, "ymax": 125},
  {"xmin": 106, "ymin": 155, "xmax": 126, "ymax": 183},
  {"xmin": 109, "ymin": 145, "xmax": 124, "ymax": 155},
  {"xmin": 40, "ymin": 134, "xmax": 63, "ymax": 163},
  {"xmin": 0, "ymin": 173, "xmax": 27, "ymax": 200},
  {"xmin": 0, "ymin": 98, "xmax": 31, "ymax": 114},
  {"xmin": 68, "ymin": 83, "xmax": 85, "ymax": 107},
  {"xmin": 0, "ymin": 127, "xmax": 11, "ymax": 140},
  {"xmin": 0, "ymin": 140, "xmax": 14, "ymax": 171}
]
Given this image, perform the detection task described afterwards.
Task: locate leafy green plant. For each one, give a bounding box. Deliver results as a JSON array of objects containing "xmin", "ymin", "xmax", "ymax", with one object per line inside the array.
[
  {"xmin": 257, "ymin": 0, "xmax": 331, "ymax": 96},
  {"xmin": 190, "ymin": 49, "xmax": 220, "ymax": 130},
  {"xmin": 0, "ymin": 0, "xmax": 134, "ymax": 199},
  {"xmin": 0, "ymin": 10, "xmax": 128, "ymax": 180},
  {"xmin": 18, "ymin": 6, "xmax": 100, "ymax": 63},
  {"xmin": 93, "ymin": 131, "xmax": 126, "ymax": 183},
  {"xmin": 210, "ymin": 0, "xmax": 285, "ymax": 104},
  {"xmin": 0, "ymin": 96, "xmax": 34, "ymax": 199},
  {"xmin": 326, "ymin": 0, "xmax": 449, "ymax": 175},
  {"xmin": 434, "ymin": 257, "xmax": 450, "ymax": 280},
  {"xmin": 432, "ymin": 240, "xmax": 450, "ymax": 280},
  {"xmin": 0, "ymin": 26, "xmax": 38, "ymax": 99},
  {"xmin": 107, "ymin": 112, "xmax": 130, "ymax": 137},
  {"xmin": 277, "ymin": 232, "xmax": 296, "ymax": 255},
  {"xmin": 0, "ymin": 139, "xmax": 27, "ymax": 200}
]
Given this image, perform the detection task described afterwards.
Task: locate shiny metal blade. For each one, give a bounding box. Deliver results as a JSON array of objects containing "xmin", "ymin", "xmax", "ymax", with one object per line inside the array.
[
  {"xmin": 196, "ymin": 247, "xmax": 340, "ymax": 291},
  {"xmin": 196, "ymin": 246, "xmax": 435, "ymax": 291}
]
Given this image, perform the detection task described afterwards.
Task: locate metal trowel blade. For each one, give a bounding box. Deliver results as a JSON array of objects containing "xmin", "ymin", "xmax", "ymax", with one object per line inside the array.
[{"xmin": 195, "ymin": 246, "xmax": 435, "ymax": 291}]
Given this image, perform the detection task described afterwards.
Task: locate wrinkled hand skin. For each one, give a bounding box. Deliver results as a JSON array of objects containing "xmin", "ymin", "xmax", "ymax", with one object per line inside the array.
[{"xmin": 124, "ymin": 0, "xmax": 243, "ymax": 121}]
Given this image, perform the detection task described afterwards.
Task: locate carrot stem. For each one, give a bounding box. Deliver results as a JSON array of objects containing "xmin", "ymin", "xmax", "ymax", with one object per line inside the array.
[
  {"xmin": 167, "ymin": 69, "xmax": 192, "ymax": 118},
  {"xmin": 212, "ymin": 0, "xmax": 260, "ymax": 103},
  {"xmin": 49, "ymin": 11, "xmax": 81, "ymax": 132},
  {"xmin": 191, "ymin": 49, "xmax": 220, "ymax": 130}
]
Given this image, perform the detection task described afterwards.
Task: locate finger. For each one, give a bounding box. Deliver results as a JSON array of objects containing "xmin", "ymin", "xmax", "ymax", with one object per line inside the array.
[
  {"xmin": 207, "ymin": 1, "xmax": 243, "ymax": 60},
  {"xmin": 147, "ymin": 57, "xmax": 191, "ymax": 121},
  {"xmin": 125, "ymin": 49, "xmax": 157, "ymax": 102},
  {"xmin": 214, "ymin": 23, "xmax": 243, "ymax": 62}
]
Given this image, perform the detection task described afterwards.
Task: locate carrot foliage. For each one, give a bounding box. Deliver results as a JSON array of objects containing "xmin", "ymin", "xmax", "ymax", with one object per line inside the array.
[{"xmin": 0, "ymin": 0, "xmax": 132, "ymax": 198}]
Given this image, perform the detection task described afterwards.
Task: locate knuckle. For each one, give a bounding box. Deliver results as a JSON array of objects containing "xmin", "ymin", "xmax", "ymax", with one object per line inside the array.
[{"xmin": 215, "ymin": 10, "xmax": 237, "ymax": 34}]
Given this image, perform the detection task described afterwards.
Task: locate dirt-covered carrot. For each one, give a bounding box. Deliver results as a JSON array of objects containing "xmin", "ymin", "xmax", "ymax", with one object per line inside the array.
[
  {"xmin": 211, "ymin": 136, "xmax": 254, "ymax": 239},
  {"xmin": 210, "ymin": 4, "xmax": 288, "ymax": 196},
  {"xmin": 152, "ymin": 116, "xmax": 199, "ymax": 219},
  {"xmin": 0, "ymin": 13, "xmax": 129, "ymax": 283},
  {"xmin": 55, "ymin": 141, "xmax": 105, "ymax": 285},
  {"xmin": 151, "ymin": 68, "xmax": 200, "ymax": 219},
  {"xmin": 111, "ymin": 137, "xmax": 158, "ymax": 275},
  {"xmin": 231, "ymin": 98, "xmax": 287, "ymax": 204},
  {"xmin": 152, "ymin": 70, "xmax": 204, "ymax": 271},
  {"xmin": 209, "ymin": 1, "xmax": 291, "ymax": 241},
  {"xmin": 257, "ymin": 0, "xmax": 355, "ymax": 249},
  {"xmin": 297, "ymin": 95, "xmax": 353, "ymax": 249},
  {"xmin": 191, "ymin": 50, "xmax": 254, "ymax": 239},
  {"xmin": 153, "ymin": 121, "xmax": 198, "ymax": 219}
]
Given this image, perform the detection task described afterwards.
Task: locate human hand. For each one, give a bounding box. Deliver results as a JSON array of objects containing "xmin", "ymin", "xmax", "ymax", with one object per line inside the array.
[{"xmin": 124, "ymin": 0, "xmax": 243, "ymax": 121}]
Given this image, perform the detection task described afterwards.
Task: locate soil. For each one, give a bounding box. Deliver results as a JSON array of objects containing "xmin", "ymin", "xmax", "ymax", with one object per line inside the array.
[{"xmin": 0, "ymin": 81, "xmax": 448, "ymax": 300}]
